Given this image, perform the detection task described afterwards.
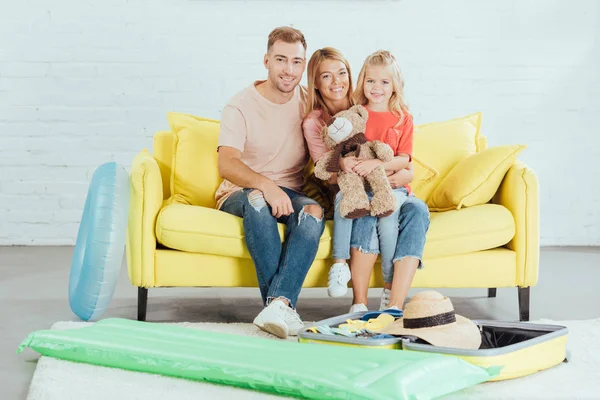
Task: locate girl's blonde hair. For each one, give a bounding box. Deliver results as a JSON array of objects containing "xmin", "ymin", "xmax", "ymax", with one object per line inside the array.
[
  {"xmin": 305, "ymin": 47, "xmax": 354, "ymax": 120},
  {"xmin": 354, "ymin": 50, "xmax": 409, "ymax": 124}
]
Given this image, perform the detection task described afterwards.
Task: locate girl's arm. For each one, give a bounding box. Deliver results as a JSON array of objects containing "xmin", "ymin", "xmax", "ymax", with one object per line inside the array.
[
  {"xmin": 382, "ymin": 153, "xmax": 410, "ymax": 173},
  {"xmin": 384, "ymin": 114, "xmax": 414, "ymax": 173},
  {"xmin": 387, "ymin": 162, "xmax": 414, "ymax": 189}
]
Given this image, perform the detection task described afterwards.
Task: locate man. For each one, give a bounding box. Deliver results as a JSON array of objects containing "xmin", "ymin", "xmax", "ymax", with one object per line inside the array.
[{"xmin": 216, "ymin": 26, "xmax": 325, "ymax": 339}]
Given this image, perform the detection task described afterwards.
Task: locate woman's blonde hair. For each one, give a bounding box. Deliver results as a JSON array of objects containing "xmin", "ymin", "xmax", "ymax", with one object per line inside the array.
[
  {"xmin": 354, "ymin": 50, "xmax": 409, "ymax": 123},
  {"xmin": 305, "ymin": 47, "xmax": 354, "ymax": 119}
]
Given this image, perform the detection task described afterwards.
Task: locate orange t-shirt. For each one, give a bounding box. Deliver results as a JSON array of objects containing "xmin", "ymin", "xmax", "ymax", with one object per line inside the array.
[
  {"xmin": 364, "ymin": 108, "xmax": 414, "ymax": 192},
  {"xmin": 364, "ymin": 109, "xmax": 413, "ymax": 157}
]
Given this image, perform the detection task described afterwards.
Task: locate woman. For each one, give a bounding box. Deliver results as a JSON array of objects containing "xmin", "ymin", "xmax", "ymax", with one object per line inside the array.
[{"xmin": 303, "ymin": 47, "xmax": 430, "ymax": 312}]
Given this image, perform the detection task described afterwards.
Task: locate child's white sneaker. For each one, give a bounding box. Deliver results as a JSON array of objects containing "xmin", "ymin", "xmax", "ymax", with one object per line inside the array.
[
  {"xmin": 379, "ymin": 288, "xmax": 391, "ymax": 311},
  {"xmin": 349, "ymin": 303, "xmax": 369, "ymax": 313},
  {"xmin": 328, "ymin": 262, "xmax": 351, "ymax": 297}
]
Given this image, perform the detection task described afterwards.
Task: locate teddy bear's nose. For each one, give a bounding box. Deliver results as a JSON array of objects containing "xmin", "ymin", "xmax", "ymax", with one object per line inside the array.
[{"xmin": 327, "ymin": 117, "xmax": 337, "ymax": 127}]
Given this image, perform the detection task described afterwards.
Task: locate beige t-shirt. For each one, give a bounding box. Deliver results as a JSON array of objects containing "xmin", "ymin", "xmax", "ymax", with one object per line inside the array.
[{"xmin": 215, "ymin": 80, "xmax": 308, "ymax": 209}]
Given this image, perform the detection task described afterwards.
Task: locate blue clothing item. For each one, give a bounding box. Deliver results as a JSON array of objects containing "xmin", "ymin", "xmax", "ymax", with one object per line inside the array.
[
  {"xmin": 377, "ymin": 188, "xmax": 409, "ymax": 282},
  {"xmin": 220, "ymin": 187, "xmax": 325, "ymax": 308},
  {"xmin": 331, "ymin": 191, "xmax": 384, "ymax": 260},
  {"xmin": 348, "ymin": 194, "xmax": 430, "ymax": 281}
]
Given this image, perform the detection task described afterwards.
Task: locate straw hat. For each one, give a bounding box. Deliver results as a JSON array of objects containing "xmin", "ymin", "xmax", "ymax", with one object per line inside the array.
[{"xmin": 379, "ymin": 291, "xmax": 482, "ymax": 350}]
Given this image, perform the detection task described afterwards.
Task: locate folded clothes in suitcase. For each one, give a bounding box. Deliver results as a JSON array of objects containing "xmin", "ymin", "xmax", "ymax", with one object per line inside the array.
[{"xmin": 299, "ymin": 313, "xmax": 568, "ymax": 381}]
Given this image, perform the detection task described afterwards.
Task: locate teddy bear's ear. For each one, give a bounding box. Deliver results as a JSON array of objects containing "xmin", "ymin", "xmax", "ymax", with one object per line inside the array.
[{"xmin": 350, "ymin": 104, "xmax": 368, "ymax": 120}]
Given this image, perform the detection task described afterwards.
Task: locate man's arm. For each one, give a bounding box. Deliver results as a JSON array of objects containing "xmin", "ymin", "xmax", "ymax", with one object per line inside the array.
[
  {"xmin": 218, "ymin": 146, "xmax": 293, "ymax": 217},
  {"xmin": 218, "ymin": 146, "xmax": 273, "ymax": 191}
]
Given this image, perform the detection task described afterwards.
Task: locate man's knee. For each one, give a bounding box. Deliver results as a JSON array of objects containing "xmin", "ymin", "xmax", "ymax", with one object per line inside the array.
[
  {"xmin": 303, "ymin": 204, "xmax": 323, "ymax": 220},
  {"xmin": 298, "ymin": 204, "xmax": 324, "ymax": 227},
  {"xmin": 247, "ymin": 189, "xmax": 268, "ymax": 212}
]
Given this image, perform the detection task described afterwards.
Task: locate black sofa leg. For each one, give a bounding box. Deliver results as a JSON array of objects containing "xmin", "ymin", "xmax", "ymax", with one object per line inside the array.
[
  {"xmin": 138, "ymin": 287, "xmax": 148, "ymax": 321},
  {"xmin": 488, "ymin": 288, "xmax": 497, "ymax": 298},
  {"xmin": 518, "ymin": 287, "xmax": 530, "ymax": 322}
]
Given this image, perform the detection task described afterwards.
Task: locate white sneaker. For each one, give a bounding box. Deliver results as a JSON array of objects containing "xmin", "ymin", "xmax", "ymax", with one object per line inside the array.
[
  {"xmin": 379, "ymin": 288, "xmax": 391, "ymax": 311},
  {"xmin": 284, "ymin": 307, "xmax": 304, "ymax": 336},
  {"xmin": 328, "ymin": 262, "xmax": 351, "ymax": 297},
  {"xmin": 253, "ymin": 299, "xmax": 304, "ymax": 339},
  {"xmin": 252, "ymin": 311, "xmax": 265, "ymax": 329},
  {"xmin": 349, "ymin": 303, "xmax": 369, "ymax": 313}
]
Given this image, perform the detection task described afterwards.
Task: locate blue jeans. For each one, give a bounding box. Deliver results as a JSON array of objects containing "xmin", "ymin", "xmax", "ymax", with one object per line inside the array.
[
  {"xmin": 332, "ymin": 190, "xmax": 378, "ymax": 260},
  {"xmin": 332, "ymin": 188, "xmax": 408, "ymax": 265},
  {"xmin": 351, "ymin": 195, "xmax": 430, "ymax": 282},
  {"xmin": 377, "ymin": 188, "xmax": 409, "ymax": 282},
  {"xmin": 220, "ymin": 187, "xmax": 325, "ymax": 309}
]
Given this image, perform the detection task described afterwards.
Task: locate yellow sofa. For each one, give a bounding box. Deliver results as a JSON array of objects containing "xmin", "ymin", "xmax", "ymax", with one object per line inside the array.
[{"xmin": 126, "ymin": 112, "xmax": 539, "ymax": 322}]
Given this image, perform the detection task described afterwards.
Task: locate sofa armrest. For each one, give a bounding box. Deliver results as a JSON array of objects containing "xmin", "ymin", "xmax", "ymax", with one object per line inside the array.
[
  {"xmin": 127, "ymin": 150, "xmax": 163, "ymax": 287},
  {"xmin": 493, "ymin": 161, "xmax": 539, "ymax": 287}
]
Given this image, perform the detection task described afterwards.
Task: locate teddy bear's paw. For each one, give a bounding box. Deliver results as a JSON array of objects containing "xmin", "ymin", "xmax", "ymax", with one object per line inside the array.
[
  {"xmin": 372, "ymin": 208, "xmax": 394, "ymax": 218},
  {"xmin": 370, "ymin": 192, "xmax": 396, "ymax": 218},
  {"xmin": 345, "ymin": 207, "xmax": 370, "ymax": 219},
  {"xmin": 340, "ymin": 196, "xmax": 370, "ymax": 219}
]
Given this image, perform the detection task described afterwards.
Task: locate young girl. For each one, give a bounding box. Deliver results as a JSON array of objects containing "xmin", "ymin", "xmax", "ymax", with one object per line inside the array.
[{"xmin": 332, "ymin": 50, "xmax": 416, "ymax": 313}]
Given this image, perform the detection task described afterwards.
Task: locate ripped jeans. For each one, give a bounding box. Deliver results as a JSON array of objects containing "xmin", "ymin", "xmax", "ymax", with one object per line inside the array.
[
  {"xmin": 332, "ymin": 188, "xmax": 409, "ymax": 274},
  {"xmin": 333, "ymin": 192, "xmax": 430, "ymax": 282},
  {"xmin": 220, "ymin": 187, "xmax": 325, "ymax": 309}
]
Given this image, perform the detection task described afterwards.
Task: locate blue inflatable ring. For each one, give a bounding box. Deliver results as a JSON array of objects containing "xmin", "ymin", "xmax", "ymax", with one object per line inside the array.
[{"xmin": 69, "ymin": 162, "xmax": 130, "ymax": 321}]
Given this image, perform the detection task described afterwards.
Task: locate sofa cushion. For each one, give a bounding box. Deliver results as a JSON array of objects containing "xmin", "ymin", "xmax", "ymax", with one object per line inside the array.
[
  {"xmin": 156, "ymin": 203, "xmax": 514, "ymax": 261},
  {"xmin": 424, "ymin": 204, "xmax": 515, "ymax": 259},
  {"xmin": 412, "ymin": 155, "xmax": 439, "ymax": 197},
  {"xmin": 428, "ymin": 144, "xmax": 527, "ymax": 211},
  {"xmin": 156, "ymin": 203, "xmax": 333, "ymax": 260},
  {"xmin": 412, "ymin": 112, "xmax": 482, "ymax": 201},
  {"xmin": 166, "ymin": 112, "xmax": 222, "ymax": 208}
]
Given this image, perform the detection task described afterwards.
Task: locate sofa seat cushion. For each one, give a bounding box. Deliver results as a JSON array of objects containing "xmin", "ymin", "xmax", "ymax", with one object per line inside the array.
[
  {"xmin": 424, "ymin": 204, "xmax": 515, "ymax": 259},
  {"xmin": 156, "ymin": 203, "xmax": 514, "ymax": 260},
  {"xmin": 156, "ymin": 204, "xmax": 334, "ymax": 260}
]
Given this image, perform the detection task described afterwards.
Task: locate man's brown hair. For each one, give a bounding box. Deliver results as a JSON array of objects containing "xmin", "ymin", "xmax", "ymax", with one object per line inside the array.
[{"xmin": 267, "ymin": 26, "xmax": 307, "ymax": 52}]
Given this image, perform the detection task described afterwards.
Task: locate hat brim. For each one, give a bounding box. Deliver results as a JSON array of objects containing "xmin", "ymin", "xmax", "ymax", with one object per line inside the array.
[{"xmin": 379, "ymin": 314, "xmax": 482, "ymax": 350}]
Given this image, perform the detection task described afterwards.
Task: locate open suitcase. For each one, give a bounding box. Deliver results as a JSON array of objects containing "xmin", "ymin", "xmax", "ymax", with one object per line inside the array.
[{"xmin": 298, "ymin": 312, "xmax": 569, "ymax": 381}]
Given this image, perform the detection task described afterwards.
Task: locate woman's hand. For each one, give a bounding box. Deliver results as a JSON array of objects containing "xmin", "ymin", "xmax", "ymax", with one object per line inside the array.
[
  {"xmin": 340, "ymin": 156, "xmax": 360, "ymax": 174},
  {"xmin": 387, "ymin": 164, "xmax": 414, "ymax": 189},
  {"xmin": 353, "ymin": 159, "xmax": 383, "ymax": 177}
]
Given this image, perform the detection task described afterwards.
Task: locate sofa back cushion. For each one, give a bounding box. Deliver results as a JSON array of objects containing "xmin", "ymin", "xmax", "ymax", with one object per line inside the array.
[
  {"xmin": 427, "ymin": 144, "xmax": 526, "ymax": 211},
  {"xmin": 166, "ymin": 112, "xmax": 222, "ymax": 208},
  {"xmin": 412, "ymin": 112, "xmax": 482, "ymax": 201}
]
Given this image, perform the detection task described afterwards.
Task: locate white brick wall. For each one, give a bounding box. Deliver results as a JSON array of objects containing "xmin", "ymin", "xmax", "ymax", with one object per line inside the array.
[{"xmin": 1, "ymin": 0, "xmax": 598, "ymax": 245}]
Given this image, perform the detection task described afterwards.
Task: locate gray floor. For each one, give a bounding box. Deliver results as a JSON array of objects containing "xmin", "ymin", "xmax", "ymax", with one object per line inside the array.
[{"xmin": 2, "ymin": 246, "xmax": 600, "ymax": 399}]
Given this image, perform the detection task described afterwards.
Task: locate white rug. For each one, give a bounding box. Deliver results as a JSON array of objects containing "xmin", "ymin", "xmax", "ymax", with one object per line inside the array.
[{"xmin": 25, "ymin": 319, "xmax": 600, "ymax": 400}]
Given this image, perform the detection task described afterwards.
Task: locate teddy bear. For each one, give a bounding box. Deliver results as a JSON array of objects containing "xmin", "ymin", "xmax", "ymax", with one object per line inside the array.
[{"xmin": 314, "ymin": 105, "xmax": 396, "ymax": 219}]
